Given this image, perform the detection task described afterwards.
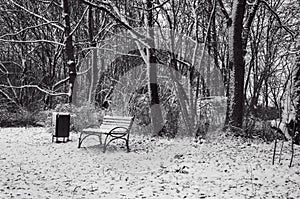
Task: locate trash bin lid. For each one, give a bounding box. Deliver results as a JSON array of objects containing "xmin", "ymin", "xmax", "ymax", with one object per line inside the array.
[{"xmin": 57, "ymin": 112, "xmax": 70, "ymax": 115}]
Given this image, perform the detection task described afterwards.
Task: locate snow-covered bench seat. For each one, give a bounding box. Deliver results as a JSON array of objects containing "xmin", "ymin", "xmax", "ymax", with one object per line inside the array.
[{"xmin": 78, "ymin": 115, "xmax": 134, "ymax": 152}]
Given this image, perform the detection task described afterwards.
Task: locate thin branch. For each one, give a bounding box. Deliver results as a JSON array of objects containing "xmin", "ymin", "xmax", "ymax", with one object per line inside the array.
[
  {"xmin": 37, "ymin": 0, "xmax": 61, "ymax": 8},
  {"xmin": 53, "ymin": 77, "xmax": 70, "ymax": 89},
  {"xmin": 9, "ymin": 0, "xmax": 64, "ymax": 31},
  {"xmin": 0, "ymin": 21, "xmax": 61, "ymax": 39},
  {"xmin": 52, "ymin": 65, "xmax": 94, "ymax": 90},
  {"xmin": 0, "ymin": 89, "xmax": 18, "ymax": 106},
  {"xmin": 79, "ymin": 46, "xmax": 140, "ymax": 57},
  {"xmin": 0, "ymin": 38, "xmax": 65, "ymax": 46},
  {"xmin": 94, "ymin": 22, "xmax": 116, "ymax": 42},
  {"xmin": 217, "ymin": 0, "xmax": 231, "ymax": 26},
  {"xmin": 260, "ymin": 0, "xmax": 295, "ymax": 40},
  {"xmin": 110, "ymin": 3, "xmax": 151, "ymax": 47},
  {"xmin": 147, "ymin": 0, "xmax": 171, "ymax": 11},
  {"xmin": 77, "ymin": 66, "xmax": 92, "ymax": 76},
  {"xmin": 104, "ymin": 28, "xmax": 148, "ymax": 45},
  {"xmin": 288, "ymin": 50, "xmax": 300, "ymax": 54},
  {"xmin": 0, "ymin": 84, "xmax": 70, "ymax": 96},
  {"xmin": 0, "ymin": 63, "xmax": 18, "ymax": 99},
  {"xmin": 69, "ymin": 6, "xmax": 89, "ymax": 37},
  {"xmin": 133, "ymin": 0, "xmax": 170, "ymax": 11},
  {"xmin": 80, "ymin": 0, "xmax": 151, "ymax": 46}
]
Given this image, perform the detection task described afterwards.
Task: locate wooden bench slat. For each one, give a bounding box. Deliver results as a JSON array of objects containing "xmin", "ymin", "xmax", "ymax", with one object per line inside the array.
[
  {"xmin": 99, "ymin": 125, "xmax": 129, "ymax": 129},
  {"xmin": 102, "ymin": 122, "xmax": 131, "ymax": 126},
  {"xmin": 103, "ymin": 116, "xmax": 133, "ymax": 120},
  {"xmin": 103, "ymin": 119, "xmax": 132, "ymax": 122},
  {"xmin": 83, "ymin": 124, "xmax": 130, "ymax": 131},
  {"xmin": 103, "ymin": 117, "xmax": 132, "ymax": 120},
  {"xmin": 83, "ymin": 128, "xmax": 127, "ymax": 134},
  {"xmin": 102, "ymin": 121, "xmax": 131, "ymax": 125},
  {"xmin": 103, "ymin": 118, "xmax": 132, "ymax": 122}
]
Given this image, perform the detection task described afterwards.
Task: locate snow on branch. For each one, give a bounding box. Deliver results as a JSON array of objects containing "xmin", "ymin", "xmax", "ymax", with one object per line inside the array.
[
  {"xmin": 9, "ymin": 0, "xmax": 64, "ymax": 31},
  {"xmin": 147, "ymin": 0, "xmax": 171, "ymax": 11},
  {"xmin": 69, "ymin": 6, "xmax": 89, "ymax": 37},
  {"xmin": 0, "ymin": 84, "xmax": 70, "ymax": 96},
  {"xmin": 260, "ymin": 0, "xmax": 295, "ymax": 40},
  {"xmin": 0, "ymin": 38, "xmax": 64, "ymax": 46},
  {"xmin": 51, "ymin": 65, "xmax": 92, "ymax": 90},
  {"xmin": 133, "ymin": 0, "xmax": 170, "ymax": 11},
  {"xmin": 0, "ymin": 21, "xmax": 62, "ymax": 39},
  {"xmin": 52, "ymin": 77, "xmax": 70, "ymax": 90},
  {"xmin": 0, "ymin": 89, "xmax": 18, "ymax": 106},
  {"xmin": 217, "ymin": 0, "xmax": 231, "ymax": 26},
  {"xmin": 80, "ymin": 0, "xmax": 151, "ymax": 47}
]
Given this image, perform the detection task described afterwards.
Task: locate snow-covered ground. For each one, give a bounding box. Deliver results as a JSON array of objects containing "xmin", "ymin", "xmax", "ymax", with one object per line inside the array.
[{"xmin": 0, "ymin": 127, "xmax": 299, "ymax": 199}]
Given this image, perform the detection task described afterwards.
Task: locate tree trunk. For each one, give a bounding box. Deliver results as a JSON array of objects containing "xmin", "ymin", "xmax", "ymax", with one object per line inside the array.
[
  {"xmin": 294, "ymin": 38, "xmax": 300, "ymax": 131},
  {"xmin": 62, "ymin": 0, "xmax": 77, "ymax": 104},
  {"xmin": 227, "ymin": 0, "xmax": 246, "ymax": 128},
  {"xmin": 87, "ymin": 6, "xmax": 98, "ymax": 103},
  {"xmin": 146, "ymin": 0, "xmax": 164, "ymax": 135}
]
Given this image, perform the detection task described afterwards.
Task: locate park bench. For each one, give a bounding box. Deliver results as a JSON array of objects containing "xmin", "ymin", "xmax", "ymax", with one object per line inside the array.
[{"xmin": 78, "ymin": 115, "xmax": 134, "ymax": 152}]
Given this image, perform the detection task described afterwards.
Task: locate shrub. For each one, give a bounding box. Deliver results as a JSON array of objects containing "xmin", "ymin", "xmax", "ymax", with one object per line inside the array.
[
  {"xmin": 53, "ymin": 102, "xmax": 102, "ymax": 132},
  {"xmin": 0, "ymin": 107, "xmax": 42, "ymax": 127},
  {"xmin": 238, "ymin": 117, "xmax": 285, "ymax": 142}
]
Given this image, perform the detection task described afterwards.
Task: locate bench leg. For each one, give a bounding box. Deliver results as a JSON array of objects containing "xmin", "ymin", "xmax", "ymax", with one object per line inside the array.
[
  {"xmin": 103, "ymin": 134, "xmax": 109, "ymax": 153},
  {"xmin": 126, "ymin": 138, "xmax": 130, "ymax": 152},
  {"xmin": 289, "ymin": 141, "xmax": 294, "ymax": 167},
  {"xmin": 99, "ymin": 134, "xmax": 102, "ymax": 145},
  {"xmin": 78, "ymin": 139, "xmax": 81, "ymax": 148},
  {"xmin": 126, "ymin": 132, "xmax": 130, "ymax": 152},
  {"xmin": 278, "ymin": 141, "xmax": 284, "ymax": 163},
  {"xmin": 78, "ymin": 133, "xmax": 83, "ymax": 148}
]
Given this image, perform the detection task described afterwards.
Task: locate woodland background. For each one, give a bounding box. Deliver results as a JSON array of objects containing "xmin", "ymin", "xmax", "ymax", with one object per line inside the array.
[{"xmin": 0, "ymin": 0, "xmax": 299, "ymax": 139}]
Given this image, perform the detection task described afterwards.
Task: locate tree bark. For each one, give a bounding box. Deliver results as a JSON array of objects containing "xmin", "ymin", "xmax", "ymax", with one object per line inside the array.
[
  {"xmin": 294, "ymin": 38, "xmax": 300, "ymax": 131},
  {"xmin": 87, "ymin": 6, "xmax": 98, "ymax": 103},
  {"xmin": 227, "ymin": 0, "xmax": 246, "ymax": 128},
  {"xmin": 146, "ymin": 0, "xmax": 164, "ymax": 135},
  {"xmin": 62, "ymin": 0, "xmax": 77, "ymax": 104}
]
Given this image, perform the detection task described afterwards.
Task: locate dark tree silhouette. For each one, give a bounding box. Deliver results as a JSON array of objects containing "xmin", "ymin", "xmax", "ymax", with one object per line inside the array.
[
  {"xmin": 62, "ymin": 0, "xmax": 77, "ymax": 103},
  {"xmin": 227, "ymin": 0, "xmax": 246, "ymax": 128}
]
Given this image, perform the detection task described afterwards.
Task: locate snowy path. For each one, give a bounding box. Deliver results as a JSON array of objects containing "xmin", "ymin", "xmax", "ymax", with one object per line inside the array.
[{"xmin": 0, "ymin": 127, "xmax": 299, "ymax": 198}]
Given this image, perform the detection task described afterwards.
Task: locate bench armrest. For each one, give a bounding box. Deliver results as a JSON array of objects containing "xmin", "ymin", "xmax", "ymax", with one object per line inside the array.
[{"xmin": 109, "ymin": 126, "xmax": 129, "ymax": 134}]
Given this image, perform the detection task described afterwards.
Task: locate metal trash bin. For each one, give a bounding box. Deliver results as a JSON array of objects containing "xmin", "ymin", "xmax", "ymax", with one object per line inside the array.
[{"xmin": 52, "ymin": 112, "xmax": 70, "ymax": 143}]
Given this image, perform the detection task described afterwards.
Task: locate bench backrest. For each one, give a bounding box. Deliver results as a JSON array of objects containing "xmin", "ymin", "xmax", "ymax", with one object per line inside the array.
[{"xmin": 102, "ymin": 115, "xmax": 134, "ymax": 129}]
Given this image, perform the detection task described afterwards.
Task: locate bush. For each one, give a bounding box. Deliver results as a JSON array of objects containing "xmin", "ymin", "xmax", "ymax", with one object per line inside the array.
[
  {"xmin": 0, "ymin": 107, "xmax": 43, "ymax": 127},
  {"xmin": 54, "ymin": 102, "xmax": 102, "ymax": 132},
  {"xmin": 236, "ymin": 117, "xmax": 285, "ymax": 143},
  {"xmin": 254, "ymin": 105, "xmax": 280, "ymax": 120}
]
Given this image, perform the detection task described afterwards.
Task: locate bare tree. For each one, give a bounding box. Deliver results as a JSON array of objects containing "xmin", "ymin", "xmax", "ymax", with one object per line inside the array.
[
  {"xmin": 227, "ymin": 0, "xmax": 246, "ymax": 128},
  {"xmin": 62, "ymin": 0, "xmax": 77, "ymax": 103},
  {"xmin": 146, "ymin": 0, "xmax": 164, "ymax": 135}
]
